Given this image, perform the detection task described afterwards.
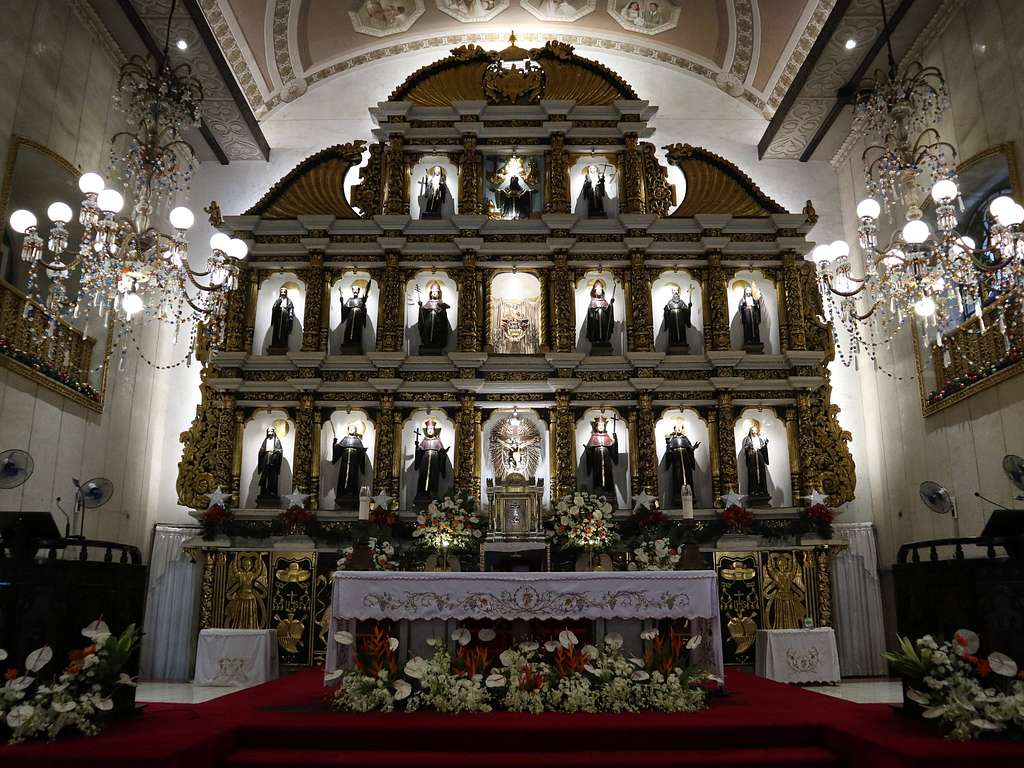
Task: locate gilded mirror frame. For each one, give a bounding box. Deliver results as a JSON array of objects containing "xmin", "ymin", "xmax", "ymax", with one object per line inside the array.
[
  {"xmin": 0, "ymin": 135, "xmax": 113, "ymax": 413},
  {"xmin": 913, "ymin": 143, "xmax": 1023, "ymax": 417}
]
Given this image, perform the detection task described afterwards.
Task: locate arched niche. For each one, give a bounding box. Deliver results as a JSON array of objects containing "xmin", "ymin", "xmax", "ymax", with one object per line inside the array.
[
  {"xmin": 652, "ymin": 270, "xmax": 704, "ymax": 354},
  {"xmin": 399, "ymin": 408, "xmax": 455, "ymax": 509},
  {"xmin": 320, "ymin": 409, "xmax": 376, "ymax": 510},
  {"xmin": 655, "ymin": 408, "xmax": 711, "ymax": 510},
  {"xmin": 480, "ymin": 407, "xmax": 550, "ymax": 508},
  {"xmin": 733, "ymin": 407, "xmax": 791, "ymax": 508},
  {"xmin": 253, "ymin": 273, "xmax": 305, "ymax": 355},
  {"xmin": 728, "ymin": 270, "xmax": 779, "ymax": 354},
  {"xmin": 575, "ymin": 270, "xmax": 625, "ymax": 355},
  {"xmin": 330, "ymin": 271, "xmax": 378, "ymax": 353},
  {"xmin": 410, "ymin": 155, "xmax": 458, "ymax": 220},
  {"xmin": 240, "ymin": 410, "xmax": 295, "ymax": 507},
  {"xmin": 404, "ymin": 271, "xmax": 458, "ymax": 355},
  {"xmin": 569, "ymin": 154, "xmax": 619, "ymax": 218},
  {"xmin": 574, "ymin": 407, "xmax": 630, "ymax": 510},
  {"xmin": 489, "ymin": 270, "xmax": 543, "ymax": 354}
]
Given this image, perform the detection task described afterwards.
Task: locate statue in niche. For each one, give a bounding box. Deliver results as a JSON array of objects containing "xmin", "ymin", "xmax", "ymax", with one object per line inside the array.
[
  {"xmin": 662, "ymin": 422, "xmax": 699, "ymax": 506},
  {"xmin": 742, "ymin": 423, "xmax": 771, "ymax": 506},
  {"xmin": 577, "ymin": 163, "xmax": 616, "ymax": 218},
  {"xmin": 338, "ymin": 280, "xmax": 369, "ymax": 353},
  {"xmin": 493, "ymin": 295, "xmax": 540, "ymax": 354},
  {"xmin": 663, "ymin": 283, "xmax": 692, "ymax": 353},
  {"xmin": 490, "ymin": 412, "xmax": 541, "ymax": 481},
  {"xmin": 584, "ymin": 414, "xmax": 619, "ymax": 498},
  {"xmin": 257, "ymin": 426, "xmax": 284, "ymax": 504},
  {"xmin": 332, "ymin": 421, "xmax": 368, "ymax": 508},
  {"xmin": 416, "ymin": 281, "xmax": 451, "ymax": 353},
  {"xmin": 489, "ymin": 155, "xmax": 537, "ymax": 220},
  {"xmin": 269, "ymin": 286, "xmax": 295, "ymax": 353},
  {"xmin": 417, "ymin": 165, "xmax": 452, "ymax": 219},
  {"xmin": 738, "ymin": 284, "xmax": 764, "ymax": 353},
  {"xmin": 585, "ymin": 279, "xmax": 616, "ymax": 352},
  {"xmin": 413, "ymin": 418, "xmax": 449, "ymax": 500}
]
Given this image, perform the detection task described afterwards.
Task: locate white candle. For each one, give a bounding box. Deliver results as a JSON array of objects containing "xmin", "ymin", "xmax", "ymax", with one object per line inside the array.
[
  {"xmin": 358, "ymin": 486, "xmax": 370, "ymax": 521},
  {"xmin": 680, "ymin": 487, "xmax": 694, "ymax": 519}
]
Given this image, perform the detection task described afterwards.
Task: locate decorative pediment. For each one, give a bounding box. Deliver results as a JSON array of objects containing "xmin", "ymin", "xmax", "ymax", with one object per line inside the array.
[
  {"xmin": 245, "ymin": 142, "xmax": 366, "ymax": 219},
  {"xmin": 389, "ymin": 39, "xmax": 637, "ymax": 106},
  {"xmin": 664, "ymin": 144, "xmax": 786, "ymax": 217}
]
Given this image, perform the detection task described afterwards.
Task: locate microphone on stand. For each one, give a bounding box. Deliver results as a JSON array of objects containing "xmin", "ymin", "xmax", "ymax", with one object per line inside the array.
[
  {"xmin": 55, "ymin": 497, "xmax": 72, "ymax": 538},
  {"xmin": 974, "ymin": 491, "xmax": 1013, "ymax": 511}
]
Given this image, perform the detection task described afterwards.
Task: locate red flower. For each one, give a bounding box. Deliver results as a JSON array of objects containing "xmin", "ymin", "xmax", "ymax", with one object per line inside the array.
[
  {"xmin": 4, "ymin": 668, "xmax": 17, "ymax": 681},
  {"xmin": 203, "ymin": 504, "xmax": 226, "ymax": 524},
  {"xmin": 722, "ymin": 505, "xmax": 753, "ymax": 531},
  {"xmin": 805, "ymin": 504, "xmax": 834, "ymax": 524}
]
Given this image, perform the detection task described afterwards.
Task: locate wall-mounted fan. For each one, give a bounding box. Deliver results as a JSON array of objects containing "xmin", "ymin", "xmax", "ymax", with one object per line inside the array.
[
  {"xmin": 1003, "ymin": 455, "xmax": 1024, "ymax": 499},
  {"xmin": 920, "ymin": 480, "xmax": 960, "ymax": 537},
  {"xmin": 73, "ymin": 477, "xmax": 114, "ymax": 538},
  {"xmin": 0, "ymin": 449, "xmax": 33, "ymax": 490}
]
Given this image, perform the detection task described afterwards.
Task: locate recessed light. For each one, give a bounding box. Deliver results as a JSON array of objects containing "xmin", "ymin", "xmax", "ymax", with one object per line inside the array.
[
  {"xmin": 176, "ymin": 39, "xmax": 188, "ymax": 50},
  {"xmin": 845, "ymin": 39, "xmax": 857, "ymax": 50}
]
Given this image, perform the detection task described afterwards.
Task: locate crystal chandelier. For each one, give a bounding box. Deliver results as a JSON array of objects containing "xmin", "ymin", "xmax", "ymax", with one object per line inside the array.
[
  {"xmin": 7, "ymin": 0, "xmax": 245, "ymax": 368},
  {"xmin": 810, "ymin": 0, "xmax": 1024, "ymax": 366}
]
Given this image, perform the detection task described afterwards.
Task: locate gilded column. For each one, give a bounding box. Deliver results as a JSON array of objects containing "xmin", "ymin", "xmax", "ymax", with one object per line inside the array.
[
  {"xmin": 620, "ymin": 133, "xmax": 644, "ymax": 214},
  {"xmin": 627, "ymin": 409, "xmax": 640, "ymax": 498},
  {"xmin": 628, "ymin": 249, "xmax": 654, "ymax": 352},
  {"xmin": 545, "ymin": 132, "xmax": 570, "ymax": 214},
  {"xmin": 707, "ymin": 406, "xmax": 721, "ymax": 503},
  {"xmin": 783, "ymin": 406, "xmax": 801, "ymax": 504},
  {"xmin": 302, "ymin": 252, "xmax": 325, "ymax": 352},
  {"xmin": 635, "ymin": 392, "xmax": 658, "ymax": 496},
  {"xmin": 552, "ymin": 391, "xmax": 577, "ymax": 502},
  {"xmin": 458, "ymin": 134, "xmax": 483, "ymax": 215},
  {"xmin": 243, "ymin": 270, "xmax": 261, "ymax": 353},
  {"xmin": 232, "ymin": 409, "xmax": 245, "ymax": 506},
  {"xmin": 551, "ymin": 251, "xmax": 575, "ymax": 353},
  {"xmin": 815, "ymin": 551, "xmax": 836, "ymax": 627},
  {"xmin": 310, "ymin": 414, "xmax": 322, "ymax": 511},
  {"xmin": 457, "ymin": 252, "xmax": 481, "ymax": 352},
  {"xmin": 384, "ymin": 133, "xmax": 407, "ymax": 215},
  {"xmin": 455, "ymin": 394, "xmax": 478, "ymax": 496},
  {"xmin": 795, "ymin": 392, "xmax": 818, "ymax": 498},
  {"xmin": 320, "ymin": 269, "xmax": 333, "ymax": 353},
  {"xmin": 293, "ymin": 394, "xmax": 315, "ymax": 498},
  {"xmin": 706, "ymin": 252, "xmax": 731, "ymax": 351},
  {"xmin": 782, "ymin": 252, "xmax": 807, "ymax": 351},
  {"xmin": 224, "ymin": 264, "xmax": 251, "ymax": 352},
  {"xmin": 375, "ymin": 250, "xmax": 404, "ymax": 352},
  {"xmin": 716, "ymin": 392, "xmax": 737, "ymax": 503},
  {"xmin": 373, "ymin": 394, "xmax": 397, "ymax": 497}
]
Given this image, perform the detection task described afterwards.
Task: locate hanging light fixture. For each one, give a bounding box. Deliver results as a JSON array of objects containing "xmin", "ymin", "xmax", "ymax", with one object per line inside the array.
[
  {"xmin": 811, "ymin": 0, "xmax": 1024, "ymax": 365},
  {"xmin": 7, "ymin": 0, "xmax": 245, "ymax": 368}
]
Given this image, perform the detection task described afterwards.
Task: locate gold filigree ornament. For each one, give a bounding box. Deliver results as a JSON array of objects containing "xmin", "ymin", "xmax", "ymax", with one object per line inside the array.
[
  {"xmin": 275, "ymin": 561, "xmax": 311, "ymax": 583},
  {"xmin": 727, "ymin": 614, "xmax": 757, "ymax": 654},
  {"xmin": 272, "ymin": 419, "xmax": 291, "ymax": 439},
  {"xmin": 483, "ymin": 37, "xmax": 545, "ymax": 105},
  {"xmin": 275, "ymin": 611, "xmax": 305, "ymax": 654}
]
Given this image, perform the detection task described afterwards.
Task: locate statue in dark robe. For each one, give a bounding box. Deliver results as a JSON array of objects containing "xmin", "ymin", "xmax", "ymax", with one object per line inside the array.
[
  {"xmin": 663, "ymin": 284, "xmax": 692, "ymax": 352},
  {"xmin": 585, "ymin": 279, "xmax": 615, "ymax": 351},
  {"xmin": 497, "ymin": 175, "xmax": 532, "ymax": 220},
  {"xmin": 417, "ymin": 281, "xmax": 451, "ymax": 353},
  {"xmin": 663, "ymin": 424, "xmax": 698, "ymax": 505},
  {"xmin": 581, "ymin": 165, "xmax": 607, "ymax": 218},
  {"xmin": 257, "ymin": 427, "xmax": 284, "ymax": 502},
  {"xmin": 413, "ymin": 418, "xmax": 448, "ymax": 500},
  {"xmin": 419, "ymin": 166, "xmax": 450, "ymax": 219},
  {"xmin": 269, "ymin": 286, "xmax": 295, "ymax": 352},
  {"xmin": 332, "ymin": 422, "xmax": 367, "ymax": 507},
  {"xmin": 742, "ymin": 425, "xmax": 770, "ymax": 504},
  {"xmin": 738, "ymin": 285, "xmax": 763, "ymax": 352},
  {"xmin": 584, "ymin": 414, "xmax": 619, "ymax": 497},
  {"xmin": 339, "ymin": 282, "xmax": 368, "ymax": 352}
]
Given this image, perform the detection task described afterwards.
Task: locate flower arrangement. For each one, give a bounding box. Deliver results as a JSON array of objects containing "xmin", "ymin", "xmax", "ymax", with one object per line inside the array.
[
  {"xmin": 281, "ymin": 504, "xmax": 314, "ymax": 531},
  {"xmin": 339, "ymin": 537, "xmax": 398, "ymax": 571},
  {"xmin": 0, "ymin": 621, "xmax": 139, "ymax": 744},
  {"xmin": 721, "ymin": 504, "xmax": 754, "ymax": 533},
  {"xmin": 629, "ymin": 538, "xmax": 680, "ymax": 571},
  {"xmin": 199, "ymin": 490, "xmax": 233, "ymax": 540},
  {"xmin": 802, "ymin": 503, "xmax": 835, "ymax": 539},
  {"xmin": 883, "ymin": 629, "xmax": 1024, "ymax": 741},
  {"xmin": 412, "ymin": 489, "xmax": 483, "ymax": 551},
  {"xmin": 328, "ymin": 625, "xmax": 717, "ymax": 714},
  {"xmin": 549, "ymin": 491, "xmax": 618, "ymax": 550}
]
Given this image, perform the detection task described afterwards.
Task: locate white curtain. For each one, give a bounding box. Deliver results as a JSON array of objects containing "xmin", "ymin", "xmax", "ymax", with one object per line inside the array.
[
  {"xmin": 140, "ymin": 525, "xmax": 201, "ymax": 682},
  {"xmin": 831, "ymin": 522, "xmax": 888, "ymax": 676}
]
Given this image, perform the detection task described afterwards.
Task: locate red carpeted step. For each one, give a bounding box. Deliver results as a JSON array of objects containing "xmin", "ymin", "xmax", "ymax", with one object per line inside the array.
[{"xmin": 226, "ymin": 746, "xmax": 841, "ymax": 768}]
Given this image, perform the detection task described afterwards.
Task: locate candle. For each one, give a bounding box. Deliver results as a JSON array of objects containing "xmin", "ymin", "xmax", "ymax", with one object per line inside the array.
[
  {"xmin": 358, "ymin": 486, "xmax": 370, "ymax": 521},
  {"xmin": 680, "ymin": 487, "xmax": 694, "ymax": 519}
]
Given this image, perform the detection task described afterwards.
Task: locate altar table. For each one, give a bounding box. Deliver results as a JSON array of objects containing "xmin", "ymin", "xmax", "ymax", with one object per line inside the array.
[
  {"xmin": 327, "ymin": 570, "xmax": 724, "ymax": 679},
  {"xmin": 754, "ymin": 627, "xmax": 841, "ymax": 685},
  {"xmin": 194, "ymin": 628, "xmax": 279, "ymax": 687}
]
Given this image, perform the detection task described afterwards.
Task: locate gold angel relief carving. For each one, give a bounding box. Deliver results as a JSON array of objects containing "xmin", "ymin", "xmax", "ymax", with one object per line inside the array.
[{"xmin": 225, "ymin": 553, "xmax": 269, "ymax": 630}]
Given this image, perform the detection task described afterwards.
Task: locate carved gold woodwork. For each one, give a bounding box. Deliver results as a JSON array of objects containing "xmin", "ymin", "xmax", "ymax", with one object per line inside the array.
[
  {"xmin": 781, "ymin": 253, "xmax": 807, "ymax": 351},
  {"xmin": 635, "ymin": 392, "xmax": 658, "ymax": 494},
  {"xmin": 375, "ymin": 252, "xmax": 404, "ymax": 352},
  {"xmin": 302, "ymin": 255, "xmax": 325, "ymax": 352},
  {"xmin": 373, "ymin": 394, "xmax": 397, "ymax": 497},
  {"xmin": 384, "ymin": 134, "xmax": 408, "ymax": 216},
  {"xmin": 628, "ymin": 250, "xmax": 654, "ymax": 352},
  {"xmin": 706, "ymin": 254, "xmax": 732, "ymax": 351},
  {"xmin": 620, "ymin": 134, "xmax": 644, "ymax": 215},
  {"xmin": 178, "ymin": 378, "xmax": 236, "ymax": 508},
  {"xmin": 640, "ymin": 142, "xmax": 674, "ymax": 216},
  {"xmin": 245, "ymin": 142, "xmax": 365, "ymax": 219},
  {"xmin": 716, "ymin": 393, "xmax": 738, "ymax": 502},
  {"xmin": 545, "ymin": 133, "xmax": 570, "ymax": 214},
  {"xmin": 458, "ymin": 134, "xmax": 483, "ymax": 215},
  {"xmin": 664, "ymin": 144, "xmax": 785, "ymax": 217},
  {"xmin": 455, "ymin": 394, "xmax": 478, "ymax": 496},
  {"xmin": 550, "ymin": 252, "xmax": 576, "ymax": 353},
  {"xmin": 783, "ymin": 407, "xmax": 802, "ymax": 502},
  {"xmin": 457, "ymin": 255, "xmax": 482, "ymax": 352},
  {"xmin": 352, "ymin": 142, "xmax": 383, "ymax": 216},
  {"xmin": 552, "ymin": 392, "xmax": 576, "ymax": 501}
]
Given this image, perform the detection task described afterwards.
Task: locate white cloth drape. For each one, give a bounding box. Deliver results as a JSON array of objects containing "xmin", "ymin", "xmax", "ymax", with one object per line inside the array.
[
  {"xmin": 831, "ymin": 522, "xmax": 888, "ymax": 676},
  {"xmin": 755, "ymin": 628, "xmax": 842, "ymax": 684},
  {"xmin": 140, "ymin": 525, "xmax": 201, "ymax": 682},
  {"xmin": 194, "ymin": 629, "xmax": 279, "ymax": 686}
]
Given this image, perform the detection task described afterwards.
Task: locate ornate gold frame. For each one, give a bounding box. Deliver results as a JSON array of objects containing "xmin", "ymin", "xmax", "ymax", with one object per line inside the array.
[{"xmin": 913, "ymin": 143, "xmax": 1023, "ymax": 417}]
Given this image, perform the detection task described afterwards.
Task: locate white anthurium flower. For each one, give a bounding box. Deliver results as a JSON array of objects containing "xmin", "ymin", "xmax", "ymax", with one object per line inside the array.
[
  {"xmin": 393, "ymin": 680, "xmax": 412, "ymax": 701},
  {"xmin": 954, "ymin": 629, "xmax": 979, "ymax": 655},
  {"xmin": 631, "ymin": 670, "xmax": 651, "ymax": 681},
  {"xmin": 922, "ymin": 706, "xmax": 947, "ymax": 719},
  {"xmin": 604, "ymin": 633, "xmax": 624, "ymax": 649},
  {"xmin": 559, "ymin": 629, "xmax": 578, "ymax": 648},
  {"xmin": 478, "ymin": 629, "xmax": 496, "ymax": 644},
  {"xmin": 629, "ymin": 657, "xmax": 645, "ymax": 668},
  {"xmin": 334, "ymin": 631, "xmax": 355, "ymax": 645},
  {"xmin": 404, "ymin": 657, "xmax": 429, "ymax": 679},
  {"xmin": 640, "ymin": 628, "xmax": 659, "ymax": 640},
  {"xmin": 426, "ymin": 637, "xmax": 441, "ymax": 647},
  {"xmin": 452, "ymin": 628, "xmax": 471, "ymax": 646},
  {"xmin": 519, "ymin": 640, "xmax": 539, "ymax": 653},
  {"xmin": 485, "ymin": 672, "xmax": 507, "ymax": 688},
  {"xmin": 117, "ymin": 673, "xmax": 137, "ymax": 687},
  {"xmin": 581, "ymin": 645, "xmax": 599, "ymax": 659},
  {"xmin": 0, "ymin": 648, "xmax": 6, "ymax": 662},
  {"xmin": 52, "ymin": 701, "xmax": 77, "ymax": 713},
  {"xmin": 323, "ymin": 669, "xmax": 345, "ymax": 682},
  {"xmin": 686, "ymin": 635, "xmax": 703, "ymax": 650},
  {"xmin": 583, "ymin": 664, "xmax": 601, "ymax": 675},
  {"xmin": 95, "ymin": 698, "xmax": 114, "ymax": 712},
  {"xmin": 11, "ymin": 676, "xmax": 34, "ymax": 691},
  {"xmin": 82, "ymin": 619, "xmax": 110, "ymax": 639},
  {"xmin": 987, "ymin": 652, "xmax": 1018, "ymax": 677},
  {"xmin": 25, "ymin": 646, "xmax": 53, "ymax": 673},
  {"xmin": 906, "ymin": 688, "xmax": 930, "ymax": 705},
  {"xmin": 544, "ymin": 640, "xmax": 559, "ymax": 652},
  {"xmin": 7, "ymin": 705, "xmax": 34, "ymax": 728},
  {"xmin": 388, "ymin": 637, "xmax": 400, "ymax": 652},
  {"xmin": 499, "ymin": 649, "xmax": 518, "ymax": 666},
  {"xmin": 969, "ymin": 718, "xmax": 1002, "ymax": 731}
]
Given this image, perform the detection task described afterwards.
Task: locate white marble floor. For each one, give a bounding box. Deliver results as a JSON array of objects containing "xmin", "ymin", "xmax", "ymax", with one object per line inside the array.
[{"xmin": 136, "ymin": 677, "xmax": 905, "ymax": 706}]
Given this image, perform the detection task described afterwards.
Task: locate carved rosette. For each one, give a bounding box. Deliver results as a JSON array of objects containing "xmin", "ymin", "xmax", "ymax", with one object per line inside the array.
[
  {"xmin": 636, "ymin": 392, "xmax": 658, "ymax": 494},
  {"xmin": 782, "ymin": 253, "xmax": 806, "ymax": 351},
  {"xmin": 455, "ymin": 394, "xmax": 478, "ymax": 496},
  {"xmin": 628, "ymin": 250, "xmax": 654, "ymax": 352},
  {"xmin": 545, "ymin": 132, "xmax": 570, "ymax": 214},
  {"xmin": 552, "ymin": 391, "xmax": 576, "ymax": 501},
  {"xmin": 373, "ymin": 394, "xmax": 397, "ymax": 497},
  {"xmin": 620, "ymin": 133, "xmax": 644, "ymax": 214},
  {"xmin": 384, "ymin": 134, "xmax": 407, "ymax": 215},
  {"xmin": 177, "ymin": 381, "xmax": 235, "ymax": 509},
  {"xmin": 716, "ymin": 392, "xmax": 737, "ymax": 503},
  {"xmin": 375, "ymin": 252, "xmax": 404, "ymax": 352},
  {"xmin": 302, "ymin": 253, "xmax": 325, "ymax": 351},
  {"xmin": 551, "ymin": 251, "xmax": 576, "ymax": 353},
  {"xmin": 457, "ymin": 253, "xmax": 481, "ymax": 352},
  {"xmin": 458, "ymin": 134, "xmax": 482, "ymax": 215},
  {"xmin": 707, "ymin": 253, "xmax": 732, "ymax": 351}
]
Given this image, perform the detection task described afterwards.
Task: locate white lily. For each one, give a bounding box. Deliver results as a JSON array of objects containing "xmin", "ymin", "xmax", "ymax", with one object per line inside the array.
[
  {"xmin": 581, "ymin": 644, "xmax": 598, "ymax": 659},
  {"xmin": 11, "ymin": 676, "xmax": 34, "ymax": 691},
  {"xmin": 559, "ymin": 629, "xmax": 578, "ymax": 648},
  {"xmin": 485, "ymin": 673, "xmax": 507, "ymax": 688},
  {"xmin": 906, "ymin": 688, "xmax": 930, "ymax": 705},
  {"xmin": 987, "ymin": 652, "xmax": 1018, "ymax": 677},
  {"xmin": 404, "ymin": 657, "xmax": 429, "ymax": 679},
  {"xmin": 969, "ymin": 718, "xmax": 1002, "ymax": 731},
  {"xmin": 388, "ymin": 637, "xmax": 400, "ymax": 652},
  {"xmin": 0, "ymin": 648, "xmax": 6, "ymax": 662},
  {"xmin": 334, "ymin": 631, "xmax": 355, "ymax": 645},
  {"xmin": 478, "ymin": 628, "xmax": 496, "ymax": 642},
  {"xmin": 604, "ymin": 633, "xmax": 623, "ymax": 650},
  {"xmin": 499, "ymin": 649, "xmax": 518, "ymax": 666},
  {"xmin": 25, "ymin": 646, "xmax": 52, "ymax": 673},
  {"xmin": 953, "ymin": 629, "xmax": 979, "ymax": 655},
  {"xmin": 95, "ymin": 698, "xmax": 114, "ymax": 712},
  {"xmin": 518, "ymin": 640, "xmax": 539, "ymax": 653},
  {"xmin": 426, "ymin": 637, "xmax": 440, "ymax": 647},
  {"xmin": 452, "ymin": 628, "xmax": 471, "ymax": 646},
  {"xmin": 6, "ymin": 704, "xmax": 34, "ymax": 728},
  {"xmin": 544, "ymin": 640, "xmax": 559, "ymax": 652},
  {"xmin": 629, "ymin": 657, "xmax": 645, "ymax": 667},
  {"xmin": 393, "ymin": 679, "xmax": 412, "ymax": 700},
  {"xmin": 52, "ymin": 701, "xmax": 77, "ymax": 713},
  {"xmin": 686, "ymin": 634, "xmax": 703, "ymax": 650},
  {"xmin": 117, "ymin": 673, "xmax": 137, "ymax": 687}
]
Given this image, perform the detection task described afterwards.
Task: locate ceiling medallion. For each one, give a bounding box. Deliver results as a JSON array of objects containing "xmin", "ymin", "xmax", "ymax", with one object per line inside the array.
[
  {"xmin": 606, "ymin": 0, "xmax": 680, "ymax": 36},
  {"xmin": 436, "ymin": 0, "xmax": 510, "ymax": 23}
]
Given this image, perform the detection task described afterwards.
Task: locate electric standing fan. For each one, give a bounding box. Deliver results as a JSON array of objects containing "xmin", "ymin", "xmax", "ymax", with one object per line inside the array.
[
  {"xmin": 920, "ymin": 480, "xmax": 959, "ymax": 537},
  {"xmin": 0, "ymin": 449, "xmax": 33, "ymax": 489},
  {"xmin": 74, "ymin": 477, "xmax": 114, "ymax": 537}
]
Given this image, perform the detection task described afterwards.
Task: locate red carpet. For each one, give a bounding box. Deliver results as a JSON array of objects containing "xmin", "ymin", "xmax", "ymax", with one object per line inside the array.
[{"xmin": 3, "ymin": 670, "xmax": 1023, "ymax": 767}]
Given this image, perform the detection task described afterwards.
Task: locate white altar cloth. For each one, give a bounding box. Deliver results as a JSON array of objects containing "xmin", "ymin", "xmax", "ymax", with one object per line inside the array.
[
  {"xmin": 194, "ymin": 628, "xmax": 279, "ymax": 687},
  {"xmin": 328, "ymin": 570, "xmax": 724, "ymax": 678},
  {"xmin": 754, "ymin": 628, "xmax": 841, "ymax": 685}
]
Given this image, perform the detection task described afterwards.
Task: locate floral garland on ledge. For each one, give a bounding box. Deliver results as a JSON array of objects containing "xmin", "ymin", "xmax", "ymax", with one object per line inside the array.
[
  {"xmin": 927, "ymin": 346, "xmax": 1024, "ymax": 405},
  {"xmin": 328, "ymin": 625, "xmax": 717, "ymax": 714},
  {"xmin": 0, "ymin": 336, "xmax": 100, "ymax": 402}
]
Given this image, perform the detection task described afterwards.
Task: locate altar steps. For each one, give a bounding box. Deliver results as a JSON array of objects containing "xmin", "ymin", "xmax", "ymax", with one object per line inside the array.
[{"xmin": 225, "ymin": 746, "xmax": 842, "ymax": 767}]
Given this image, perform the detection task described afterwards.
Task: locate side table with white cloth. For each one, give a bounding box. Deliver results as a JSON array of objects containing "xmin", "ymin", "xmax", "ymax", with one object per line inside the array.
[
  {"xmin": 194, "ymin": 628, "xmax": 279, "ymax": 687},
  {"xmin": 754, "ymin": 627, "xmax": 841, "ymax": 684}
]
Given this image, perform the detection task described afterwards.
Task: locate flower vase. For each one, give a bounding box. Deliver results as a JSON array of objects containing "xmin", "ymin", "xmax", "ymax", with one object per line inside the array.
[
  {"xmin": 575, "ymin": 546, "xmax": 595, "ymax": 572},
  {"xmin": 437, "ymin": 544, "xmax": 450, "ymax": 572}
]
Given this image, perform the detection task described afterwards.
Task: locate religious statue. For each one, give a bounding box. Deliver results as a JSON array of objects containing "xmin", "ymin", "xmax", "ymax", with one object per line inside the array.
[
  {"xmin": 493, "ymin": 296, "xmax": 540, "ymax": 354},
  {"xmin": 764, "ymin": 553, "xmax": 807, "ymax": 629},
  {"xmin": 338, "ymin": 280, "xmax": 369, "ymax": 353},
  {"xmin": 332, "ymin": 421, "xmax": 368, "ymax": 508},
  {"xmin": 269, "ymin": 286, "xmax": 295, "ymax": 353},
  {"xmin": 738, "ymin": 284, "xmax": 764, "ymax": 352},
  {"xmin": 413, "ymin": 418, "xmax": 449, "ymax": 500},
  {"xmin": 257, "ymin": 426, "xmax": 284, "ymax": 503},
  {"xmin": 742, "ymin": 424, "xmax": 771, "ymax": 505},
  {"xmin": 663, "ymin": 283, "xmax": 692, "ymax": 353},
  {"xmin": 580, "ymin": 164, "xmax": 608, "ymax": 218},
  {"xmin": 489, "ymin": 412, "xmax": 541, "ymax": 480},
  {"xmin": 584, "ymin": 414, "xmax": 619, "ymax": 497},
  {"xmin": 418, "ymin": 165, "xmax": 452, "ymax": 219},
  {"xmin": 225, "ymin": 554, "xmax": 268, "ymax": 629},
  {"xmin": 416, "ymin": 281, "xmax": 451, "ymax": 353},
  {"xmin": 662, "ymin": 423, "xmax": 699, "ymax": 506},
  {"xmin": 585, "ymin": 279, "xmax": 615, "ymax": 352},
  {"xmin": 489, "ymin": 155, "xmax": 537, "ymax": 220},
  {"xmin": 498, "ymin": 175, "xmax": 532, "ymax": 219}
]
